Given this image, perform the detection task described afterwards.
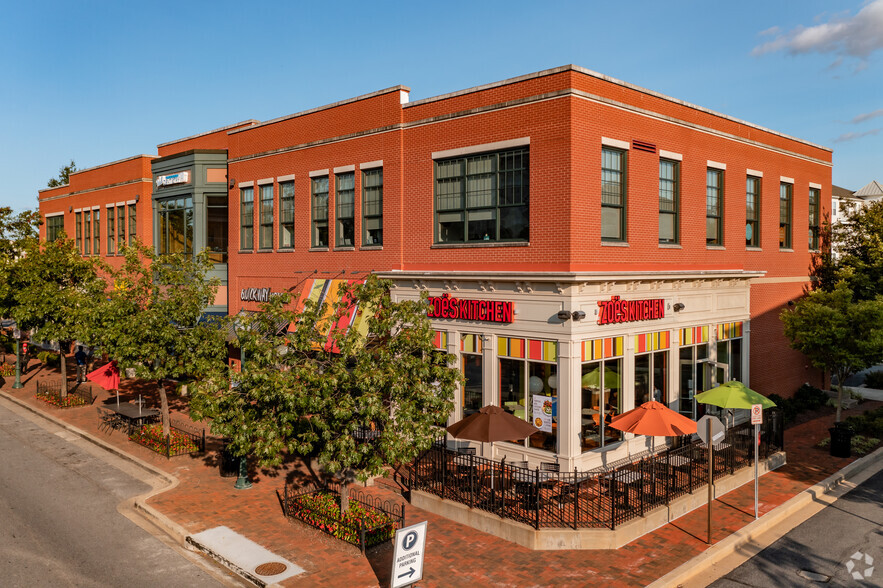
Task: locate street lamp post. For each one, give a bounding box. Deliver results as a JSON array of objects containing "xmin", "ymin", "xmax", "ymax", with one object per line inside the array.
[
  {"xmin": 234, "ymin": 347, "xmax": 252, "ymax": 490},
  {"xmin": 12, "ymin": 327, "xmax": 23, "ymax": 389}
]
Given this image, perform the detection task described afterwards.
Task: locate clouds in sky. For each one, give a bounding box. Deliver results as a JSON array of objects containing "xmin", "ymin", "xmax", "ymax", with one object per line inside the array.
[
  {"xmin": 851, "ymin": 109, "xmax": 883, "ymax": 124},
  {"xmin": 753, "ymin": 0, "xmax": 883, "ymax": 66},
  {"xmin": 834, "ymin": 128, "xmax": 881, "ymax": 143}
]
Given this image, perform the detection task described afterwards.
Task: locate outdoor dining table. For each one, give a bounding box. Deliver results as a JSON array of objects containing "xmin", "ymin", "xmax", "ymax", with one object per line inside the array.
[
  {"xmin": 603, "ymin": 469, "xmax": 649, "ymax": 509},
  {"xmin": 111, "ymin": 402, "xmax": 160, "ymax": 433}
]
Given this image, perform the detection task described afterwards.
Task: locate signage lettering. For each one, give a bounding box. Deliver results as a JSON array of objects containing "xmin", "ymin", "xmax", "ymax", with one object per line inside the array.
[
  {"xmin": 427, "ymin": 293, "xmax": 513, "ymax": 323},
  {"xmin": 155, "ymin": 171, "xmax": 190, "ymax": 187},
  {"xmin": 240, "ymin": 287, "xmax": 273, "ymax": 303},
  {"xmin": 597, "ymin": 295, "xmax": 665, "ymax": 325}
]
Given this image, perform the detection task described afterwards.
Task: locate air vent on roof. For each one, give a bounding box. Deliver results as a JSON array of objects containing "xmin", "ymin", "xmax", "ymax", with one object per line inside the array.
[{"xmin": 632, "ymin": 140, "xmax": 657, "ymax": 153}]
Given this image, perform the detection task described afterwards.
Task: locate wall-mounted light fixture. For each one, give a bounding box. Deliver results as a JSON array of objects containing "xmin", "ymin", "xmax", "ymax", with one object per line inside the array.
[
  {"xmin": 69, "ymin": 206, "xmax": 73, "ymax": 213},
  {"xmin": 134, "ymin": 194, "xmax": 140, "ymax": 203},
  {"xmin": 229, "ymin": 178, "xmax": 236, "ymax": 189},
  {"xmin": 556, "ymin": 310, "xmax": 571, "ymax": 321},
  {"xmin": 673, "ymin": 303, "xmax": 685, "ymax": 312},
  {"xmin": 572, "ymin": 310, "xmax": 586, "ymax": 321},
  {"xmin": 787, "ymin": 300, "xmax": 795, "ymax": 307}
]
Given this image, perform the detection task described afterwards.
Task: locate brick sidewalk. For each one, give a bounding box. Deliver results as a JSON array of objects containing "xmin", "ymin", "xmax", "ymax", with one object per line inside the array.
[{"xmin": 2, "ymin": 361, "xmax": 879, "ymax": 587}]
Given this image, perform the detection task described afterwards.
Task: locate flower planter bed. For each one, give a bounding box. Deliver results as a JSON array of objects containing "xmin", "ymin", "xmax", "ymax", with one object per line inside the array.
[
  {"xmin": 0, "ymin": 363, "xmax": 15, "ymax": 377},
  {"xmin": 282, "ymin": 483, "xmax": 403, "ymax": 552},
  {"xmin": 128, "ymin": 423, "xmax": 206, "ymax": 458},
  {"xmin": 35, "ymin": 380, "xmax": 93, "ymax": 408}
]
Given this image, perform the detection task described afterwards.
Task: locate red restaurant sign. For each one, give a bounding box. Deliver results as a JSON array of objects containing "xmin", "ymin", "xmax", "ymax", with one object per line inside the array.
[
  {"xmin": 427, "ymin": 293, "xmax": 514, "ymax": 323},
  {"xmin": 598, "ymin": 296, "xmax": 665, "ymax": 325}
]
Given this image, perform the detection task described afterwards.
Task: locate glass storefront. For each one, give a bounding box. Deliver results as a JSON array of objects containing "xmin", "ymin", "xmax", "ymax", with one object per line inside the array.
[
  {"xmin": 460, "ymin": 333, "xmax": 483, "ymax": 417},
  {"xmin": 498, "ymin": 337, "xmax": 558, "ymax": 453}
]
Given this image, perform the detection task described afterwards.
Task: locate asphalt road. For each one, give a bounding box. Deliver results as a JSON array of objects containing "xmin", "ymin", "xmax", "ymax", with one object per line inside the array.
[
  {"xmin": 709, "ymin": 469, "xmax": 883, "ymax": 587},
  {"xmin": 0, "ymin": 399, "xmax": 234, "ymax": 588}
]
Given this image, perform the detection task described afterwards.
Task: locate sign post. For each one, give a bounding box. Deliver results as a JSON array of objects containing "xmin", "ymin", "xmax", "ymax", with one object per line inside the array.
[
  {"xmin": 697, "ymin": 415, "xmax": 725, "ymax": 545},
  {"xmin": 751, "ymin": 403, "xmax": 763, "ymax": 519},
  {"xmin": 391, "ymin": 521, "xmax": 427, "ymax": 588}
]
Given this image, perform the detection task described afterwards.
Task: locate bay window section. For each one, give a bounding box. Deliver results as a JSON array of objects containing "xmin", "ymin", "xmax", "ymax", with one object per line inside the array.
[
  {"xmin": 206, "ymin": 196, "xmax": 228, "ymax": 263},
  {"xmin": 362, "ymin": 168, "xmax": 383, "ymax": 246},
  {"xmin": 580, "ymin": 359, "xmax": 623, "ymax": 451},
  {"xmin": 601, "ymin": 147, "xmax": 626, "ymax": 241},
  {"xmin": 157, "ymin": 196, "xmax": 193, "ymax": 255},
  {"xmin": 279, "ymin": 181, "xmax": 295, "ymax": 249},
  {"xmin": 259, "ymin": 184, "xmax": 274, "ymax": 250},
  {"xmin": 240, "ymin": 186, "xmax": 254, "ymax": 251},
  {"xmin": 659, "ymin": 159, "xmax": 679, "ymax": 244},
  {"xmin": 311, "ymin": 177, "xmax": 329, "ymax": 248},
  {"xmin": 336, "ymin": 172, "xmax": 355, "ymax": 247}
]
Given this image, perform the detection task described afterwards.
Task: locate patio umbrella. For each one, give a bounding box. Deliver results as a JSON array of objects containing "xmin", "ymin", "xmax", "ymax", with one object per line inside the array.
[
  {"xmin": 86, "ymin": 361, "xmax": 121, "ymax": 407},
  {"xmin": 447, "ymin": 405, "xmax": 539, "ymax": 443},
  {"xmin": 694, "ymin": 381, "xmax": 776, "ymax": 410},
  {"xmin": 608, "ymin": 400, "xmax": 698, "ymax": 436},
  {"xmin": 581, "ymin": 366, "xmax": 621, "ymax": 390}
]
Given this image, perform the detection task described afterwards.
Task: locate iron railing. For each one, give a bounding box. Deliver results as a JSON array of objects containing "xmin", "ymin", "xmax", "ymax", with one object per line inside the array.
[
  {"xmin": 407, "ymin": 409, "xmax": 783, "ymax": 530},
  {"xmin": 128, "ymin": 420, "xmax": 206, "ymax": 458},
  {"xmin": 282, "ymin": 482, "xmax": 405, "ymax": 553},
  {"xmin": 35, "ymin": 380, "xmax": 93, "ymax": 407}
]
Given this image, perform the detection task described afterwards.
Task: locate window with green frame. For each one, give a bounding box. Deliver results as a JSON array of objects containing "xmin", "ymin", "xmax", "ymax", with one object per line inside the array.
[
  {"xmin": 157, "ymin": 196, "xmax": 193, "ymax": 255},
  {"xmin": 127, "ymin": 204, "xmax": 136, "ymax": 245},
  {"xmin": 601, "ymin": 147, "xmax": 626, "ymax": 241},
  {"xmin": 336, "ymin": 172, "xmax": 355, "ymax": 247},
  {"xmin": 746, "ymin": 176, "xmax": 760, "ymax": 247},
  {"xmin": 92, "ymin": 208, "xmax": 100, "ymax": 255},
  {"xmin": 435, "ymin": 146, "xmax": 529, "ymax": 243},
  {"xmin": 808, "ymin": 187, "xmax": 820, "ymax": 250},
  {"xmin": 311, "ymin": 176, "xmax": 329, "ymax": 248},
  {"xmin": 279, "ymin": 181, "xmax": 295, "ymax": 249},
  {"xmin": 116, "ymin": 205, "xmax": 125, "ymax": 252},
  {"xmin": 706, "ymin": 168, "xmax": 723, "ymax": 245},
  {"xmin": 659, "ymin": 159, "xmax": 679, "ymax": 244},
  {"xmin": 240, "ymin": 186, "xmax": 254, "ymax": 250},
  {"xmin": 779, "ymin": 182, "xmax": 792, "ymax": 249},
  {"xmin": 46, "ymin": 215, "xmax": 65, "ymax": 243},
  {"xmin": 259, "ymin": 183, "xmax": 274, "ymax": 250},
  {"xmin": 83, "ymin": 210, "xmax": 91, "ymax": 255},
  {"xmin": 107, "ymin": 208, "xmax": 115, "ymax": 255},
  {"xmin": 362, "ymin": 168, "xmax": 383, "ymax": 246},
  {"xmin": 75, "ymin": 211, "xmax": 82, "ymax": 252}
]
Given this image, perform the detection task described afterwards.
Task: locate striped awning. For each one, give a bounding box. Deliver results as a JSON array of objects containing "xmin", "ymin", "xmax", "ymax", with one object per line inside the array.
[{"xmin": 287, "ymin": 278, "xmax": 368, "ymax": 352}]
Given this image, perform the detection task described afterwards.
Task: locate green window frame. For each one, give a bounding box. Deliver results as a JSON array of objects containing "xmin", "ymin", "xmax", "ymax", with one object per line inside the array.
[
  {"xmin": 659, "ymin": 159, "xmax": 679, "ymax": 244},
  {"xmin": 746, "ymin": 176, "xmax": 760, "ymax": 247},
  {"xmin": 83, "ymin": 210, "xmax": 91, "ymax": 255},
  {"xmin": 336, "ymin": 172, "xmax": 355, "ymax": 247},
  {"xmin": 279, "ymin": 181, "xmax": 295, "ymax": 249},
  {"xmin": 92, "ymin": 208, "xmax": 100, "ymax": 255},
  {"xmin": 46, "ymin": 215, "xmax": 65, "ymax": 243},
  {"xmin": 259, "ymin": 183, "xmax": 274, "ymax": 250},
  {"xmin": 808, "ymin": 187, "xmax": 820, "ymax": 250},
  {"xmin": 311, "ymin": 177, "xmax": 329, "ymax": 248},
  {"xmin": 127, "ymin": 204, "xmax": 136, "ymax": 245},
  {"xmin": 107, "ymin": 208, "xmax": 115, "ymax": 255},
  {"xmin": 240, "ymin": 186, "xmax": 254, "ymax": 251},
  {"xmin": 116, "ymin": 205, "xmax": 125, "ymax": 252},
  {"xmin": 206, "ymin": 195, "xmax": 228, "ymax": 264},
  {"xmin": 601, "ymin": 147, "xmax": 626, "ymax": 241},
  {"xmin": 435, "ymin": 146, "xmax": 529, "ymax": 243},
  {"xmin": 157, "ymin": 196, "xmax": 194, "ymax": 255},
  {"xmin": 362, "ymin": 168, "xmax": 383, "ymax": 246},
  {"xmin": 706, "ymin": 168, "xmax": 723, "ymax": 246},
  {"xmin": 779, "ymin": 182, "xmax": 792, "ymax": 249},
  {"xmin": 75, "ymin": 211, "xmax": 82, "ymax": 252}
]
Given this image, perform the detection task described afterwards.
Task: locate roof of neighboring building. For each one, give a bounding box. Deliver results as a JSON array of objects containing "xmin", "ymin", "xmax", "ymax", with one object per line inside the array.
[
  {"xmin": 832, "ymin": 185, "xmax": 857, "ymax": 199},
  {"xmin": 854, "ymin": 180, "xmax": 883, "ymax": 199}
]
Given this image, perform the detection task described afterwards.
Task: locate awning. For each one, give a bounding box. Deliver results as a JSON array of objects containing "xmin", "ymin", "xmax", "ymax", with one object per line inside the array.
[{"xmin": 287, "ymin": 278, "xmax": 369, "ymax": 352}]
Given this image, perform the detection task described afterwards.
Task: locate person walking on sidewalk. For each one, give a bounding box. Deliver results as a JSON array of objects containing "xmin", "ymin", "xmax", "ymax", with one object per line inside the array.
[{"xmin": 75, "ymin": 346, "xmax": 87, "ymax": 383}]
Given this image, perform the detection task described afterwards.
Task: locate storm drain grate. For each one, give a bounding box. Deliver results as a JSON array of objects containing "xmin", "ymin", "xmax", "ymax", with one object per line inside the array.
[{"xmin": 254, "ymin": 562, "xmax": 288, "ymax": 576}]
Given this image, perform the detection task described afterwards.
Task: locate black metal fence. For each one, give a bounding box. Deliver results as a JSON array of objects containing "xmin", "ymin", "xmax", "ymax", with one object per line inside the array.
[
  {"xmin": 282, "ymin": 482, "xmax": 405, "ymax": 553},
  {"xmin": 407, "ymin": 409, "xmax": 783, "ymax": 530},
  {"xmin": 35, "ymin": 380, "xmax": 93, "ymax": 407},
  {"xmin": 128, "ymin": 420, "xmax": 206, "ymax": 458}
]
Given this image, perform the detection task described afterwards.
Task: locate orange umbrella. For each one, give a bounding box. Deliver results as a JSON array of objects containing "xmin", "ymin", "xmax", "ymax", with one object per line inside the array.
[
  {"xmin": 87, "ymin": 361, "xmax": 121, "ymax": 406},
  {"xmin": 609, "ymin": 400, "xmax": 697, "ymax": 436}
]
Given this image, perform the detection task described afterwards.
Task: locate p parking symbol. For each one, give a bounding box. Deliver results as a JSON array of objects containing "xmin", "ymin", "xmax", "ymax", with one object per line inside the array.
[{"xmin": 402, "ymin": 531, "xmax": 418, "ymax": 550}]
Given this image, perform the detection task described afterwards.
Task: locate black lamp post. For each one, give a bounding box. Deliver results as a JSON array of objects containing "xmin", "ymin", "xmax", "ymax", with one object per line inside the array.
[
  {"xmin": 234, "ymin": 347, "xmax": 252, "ymax": 490},
  {"xmin": 12, "ymin": 328, "xmax": 23, "ymax": 389}
]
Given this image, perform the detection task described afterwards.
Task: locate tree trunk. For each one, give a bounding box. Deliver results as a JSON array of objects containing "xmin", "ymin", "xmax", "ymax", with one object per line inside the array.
[
  {"xmin": 158, "ymin": 380, "xmax": 170, "ymax": 437},
  {"xmin": 835, "ymin": 379, "xmax": 844, "ymax": 423},
  {"xmin": 60, "ymin": 349, "xmax": 68, "ymax": 397},
  {"xmin": 339, "ymin": 478, "xmax": 350, "ymax": 516}
]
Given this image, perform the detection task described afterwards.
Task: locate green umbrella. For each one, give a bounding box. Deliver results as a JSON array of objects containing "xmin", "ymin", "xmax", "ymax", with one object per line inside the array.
[
  {"xmin": 695, "ymin": 381, "xmax": 777, "ymax": 409},
  {"xmin": 581, "ymin": 367, "xmax": 621, "ymax": 390}
]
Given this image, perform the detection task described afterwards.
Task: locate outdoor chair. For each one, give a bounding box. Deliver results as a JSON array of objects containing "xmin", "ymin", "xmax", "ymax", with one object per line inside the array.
[{"xmin": 97, "ymin": 408, "xmax": 125, "ymax": 434}]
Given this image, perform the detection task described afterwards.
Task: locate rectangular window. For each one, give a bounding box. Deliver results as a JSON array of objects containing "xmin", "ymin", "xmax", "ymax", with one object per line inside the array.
[
  {"xmin": 75, "ymin": 212, "xmax": 82, "ymax": 252},
  {"xmin": 809, "ymin": 187, "xmax": 820, "ymax": 250},
  {"xmin": 336, "ymin": 172, "xmax": 355, "ymax": 247},
  {"xmin": 259, "ymin": 183, "xmax": 274, "ymax": 250},
  {"xmin": 706, "ymin": 169, "xmax": 723, "ymax": 245},
  {"xmin": 240, "ymin": 186, "xmax": 254, "ymax": 250},
  {"xmin": 116, "ymin": 206, "xmax": 125, "ymax": 251},
  {"xmin": 659, "ymin": 160, "xmax": 679, "ymax": 244},
  {"xmin": 46, "ymin": 216, "xmax": 64, "ymax": 243},
  {"xmin": 157, "ymin": 196, "xmax": 194, "ymax": 255},
  {"xmin": 127, "ymin": 204, "xmax": 136, "ymax": 245},
  {"xmin": 635, "ymin": 351, "xmax": 668, "ymax": 407},
  {"xmin": 279, "ymin": 181, "xmax": 295, "ymax": 249},
  {"xmin": 500, "ymin": 356, "xmax": 557, "ymax": 452},
  {"xmin": 435, "ymin": 146, "xmax": 529, "ymax": 243},
  {"xmin": 311, "ymin": 176, "xmax": 329, "ymax": 248},
  {"xmin": 83, "ymin": 210, "xmax": 91, "ymax": 255},
  {"xmin": 92, "ymin": 209, "xmax": 99, "ymax": 255},
  {"xmin": 780, "ymin": 182, "xmax": 792, "ymax": 249},
  {"xmin": 580, "ymin": 359, "xmax": 623, "ymax": 451},
  {"xmin": 461, "ymin": 353, "xmax": 482, "ymax": 418},
  {"xmin": 207, "ymin": 195, "xmax": 228, "ymax": 263},
  {"xmin": 362, "ymin": 168, "xmax": 383, "ymax": 246},
  {"xmin": 746, "ymin": 176, "xmax": 760, "ymax": 247},
  {"xmin": 601, "ymin": 147, "xmax": 626, "ymax": 241},
  {"xmin": 107, "ymin": 209, "xmax": 115, "ymax": 255}
]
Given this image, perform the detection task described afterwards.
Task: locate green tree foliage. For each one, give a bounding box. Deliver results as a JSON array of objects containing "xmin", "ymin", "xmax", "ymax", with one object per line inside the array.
[
  {"xmin": 46, "ymin": 160, "xmax": 77, "ymax": 188},
  {"xmin": 89, "ymin": 243, "xmax": 227, "ymax": 435},
  {"xmin": 191, "ymin": 276, "xmax": 460, "ymax": 510},
  {"xmin": 831, "ymin": 200, "xmax": 883, "ymax": 301},
  {"xmin": 10, "ymin": 238, "xmax": 105, "ymax": 393},
  {"xmin": 0, "ymin": 207, "xmax": 42, "ymax": 319},
  {"xmin": 782, "ymin": 283, "xmax": 883, "ymax": 421}
]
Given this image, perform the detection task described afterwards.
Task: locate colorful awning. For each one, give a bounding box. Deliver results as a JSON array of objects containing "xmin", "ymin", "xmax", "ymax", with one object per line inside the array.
[{"xmin": 287, "ymin": 278, "xmax": 368, "ymax": 352}]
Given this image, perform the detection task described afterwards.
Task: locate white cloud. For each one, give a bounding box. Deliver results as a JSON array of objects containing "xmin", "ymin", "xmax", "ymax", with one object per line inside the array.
[
  {"xmin": 833, "ymin": 128, "xmax": 881, "ymax": 142},
  {"xmin": 851, "ymin": 109, "xmax": 883, "ymax": 123},
  {"xmin": 753, "ymin": 0, "xmax": 883, "ymax": 66}
]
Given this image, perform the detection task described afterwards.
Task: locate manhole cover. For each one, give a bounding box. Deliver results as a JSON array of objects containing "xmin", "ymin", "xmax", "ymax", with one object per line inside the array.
[{"xmin": 254, "ymin": 562, "xmax": 288, "ymax": 576}]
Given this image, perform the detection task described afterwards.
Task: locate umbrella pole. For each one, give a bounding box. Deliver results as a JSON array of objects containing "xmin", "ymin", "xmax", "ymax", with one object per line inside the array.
[
  {"xmin": 754, "ymin": 422, "xmax": 759, "ymax": 519},
  {"xmin": 707, "ymin": 418, "xmax": 713, "ymax": 545},
  {"xmin": 116, "ymin": 389, "xmax": 119, "ymax": 408}
]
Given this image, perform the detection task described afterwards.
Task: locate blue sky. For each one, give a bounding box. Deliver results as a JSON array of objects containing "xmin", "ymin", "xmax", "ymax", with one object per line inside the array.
[{"xmin": 2, "ymin": 1, "xmax": 881, "ymax": 212}]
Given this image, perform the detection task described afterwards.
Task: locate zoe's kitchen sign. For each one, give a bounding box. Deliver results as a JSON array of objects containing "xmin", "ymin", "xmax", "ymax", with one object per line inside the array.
[
  {"xmin": 427, "ymin": 293, "xmax": 513, "ymax": 323},
  {"xmin": 598, "ymin": 295, "xmax": 665, "ymax": 325}
]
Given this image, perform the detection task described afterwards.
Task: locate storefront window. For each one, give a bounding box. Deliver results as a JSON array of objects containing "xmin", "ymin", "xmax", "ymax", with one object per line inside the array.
[
  {"xmin": 462, "ymin": 355, "xmax": 483, "ymax": 418},
  {"xmin": 580, "ymin": 358, "xmax": 622, "ymax": 452},
  {"xmin": 635, "ymin": 350, "xmax": 668, "ymax": 407},
  {"xmin": 678, "ymin": 344, "xmax": 709, "ymax": 419},
  {"xmin": 206, "ymin": 195, "xmax": 228, "ymax": 263},
  {"xmin": 498, "ymin": 339, "xmax": 558, "ymax": 453},
  {"xmin": 158, "ymin": 196, "xmax": 194, "ymax": 255}
]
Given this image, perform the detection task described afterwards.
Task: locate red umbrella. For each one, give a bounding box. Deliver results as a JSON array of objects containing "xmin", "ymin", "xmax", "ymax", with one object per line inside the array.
[
  {"xmin": 609, "ymin": 400, "xmax": 697, "ymax": 437},
  {"xmin": 86, "ymin": 361, "xmax": 121, "ymax": 406},
  {"xmin": 447, "ymin": 405, "xmax": 539, "ymax": 443}
]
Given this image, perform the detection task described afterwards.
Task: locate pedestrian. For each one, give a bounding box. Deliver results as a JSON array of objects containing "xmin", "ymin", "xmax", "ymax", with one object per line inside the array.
[{"xmin": 75, "ymin": 346, "xmax": 87, "ymax": 383}]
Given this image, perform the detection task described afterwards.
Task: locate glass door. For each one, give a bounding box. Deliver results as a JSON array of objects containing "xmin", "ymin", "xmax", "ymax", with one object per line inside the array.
[{"xmin": 678, "ymin": 344, "xmax": 709, "ymax": 419}]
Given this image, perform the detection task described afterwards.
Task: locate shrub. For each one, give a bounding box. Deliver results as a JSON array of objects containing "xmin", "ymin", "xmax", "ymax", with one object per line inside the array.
[
  {"xmin": 863, "ymin": 370, "xmax": 883, "ymax": 390},
  {"xmin": 845, "ymin": 406, "xmax": 883, "ymax": 438},
  {"xmin": 0, "ymin": 363, "xmax": 14, "ymax": 377},
  {"xmin": 287, "ymin": 490, "xmax": 397, "ymax": 548},
  {"xmin": 816, "ymin": 435, "xmax": 881, "ymax": 456},
  {"xmin": 129, "ymin": 424, "xmax": 200, "ymax": 455},
  {"xmin": 36, "ymin": 351, "xmax": 60, "ymax": 367},
  {"xmin": 35, "ymin": 391, "xmax": 87, "ymax": 408},
  {"xmin": 794, "ymin": 383, "xmax": 828, "ymax": 411}
]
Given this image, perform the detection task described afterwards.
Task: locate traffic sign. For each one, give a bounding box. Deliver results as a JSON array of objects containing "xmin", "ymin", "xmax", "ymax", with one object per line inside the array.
[
  {"xmin": 750, "ymin": 403, "xmax": 763, "ymax": 425},
  {"xmin": 697, "ymin": 415, "xmax": 725, "ymax": 446},
  {"xmin": 391, "ymin": 521, "xmax": 427, "ymax": 588}
]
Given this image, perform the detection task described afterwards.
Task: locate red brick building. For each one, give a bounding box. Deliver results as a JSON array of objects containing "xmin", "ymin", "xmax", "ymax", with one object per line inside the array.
[{"xmin": 38, "ymin": 65, "xmax": 831, "ymax": 470}]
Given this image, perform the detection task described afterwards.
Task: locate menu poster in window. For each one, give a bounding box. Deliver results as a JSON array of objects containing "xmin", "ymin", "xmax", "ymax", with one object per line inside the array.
[{"xmin": 532, "ymin": 395, "xmax": 553, "ymax": 433}]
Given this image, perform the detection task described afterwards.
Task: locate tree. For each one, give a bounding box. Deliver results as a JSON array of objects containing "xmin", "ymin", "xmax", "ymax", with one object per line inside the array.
[
  {"xmin": 830, "ymin": 199, "xmax": 883, "ymax": 301},
  {"xmin": 781, "ymin": 283, "xmax": 883, "ymax": 422},
  {"xmin": 0, "ymin": 207, "xmax": 42, "ymax": 318},
  {"xmin": 89, "ymin": 243, "xmax": 227, "ymax": 435},
  {"xmin": 47, "ymin": 160, "xmax": 77, "ymax": 188},
  {"xmin": 10, "ymin": 238, "xmax": 105, "ymax": 393},
  {"xmin": 191, "ymin": 275, "xmax": 460, "ymax": 511}
]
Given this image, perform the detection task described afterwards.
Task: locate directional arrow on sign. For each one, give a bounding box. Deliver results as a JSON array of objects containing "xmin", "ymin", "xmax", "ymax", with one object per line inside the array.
[{"xmin": 397, "ymin": 567, "xmax": 416, "ymax": 580}]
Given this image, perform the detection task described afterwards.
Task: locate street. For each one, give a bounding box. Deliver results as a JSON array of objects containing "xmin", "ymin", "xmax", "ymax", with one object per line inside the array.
[
  {"xmin": 709, "ymin": 469, "xmax": 883, "ymax": 587},
  {"xmin": 0, "ymin": 399, "xmax": 236, "ymax": 587}
]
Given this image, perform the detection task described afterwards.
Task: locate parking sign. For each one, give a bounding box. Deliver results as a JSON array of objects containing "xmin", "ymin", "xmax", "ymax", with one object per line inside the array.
[{"xmin": 391, "ymin": 521, "xmax": 427, "ymax": 588}]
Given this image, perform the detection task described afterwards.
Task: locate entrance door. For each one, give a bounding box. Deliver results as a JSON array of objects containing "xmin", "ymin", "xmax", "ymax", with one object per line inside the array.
[{"xmin": 678, "ymin": 344, "xmax": 709, "ymax": 418}]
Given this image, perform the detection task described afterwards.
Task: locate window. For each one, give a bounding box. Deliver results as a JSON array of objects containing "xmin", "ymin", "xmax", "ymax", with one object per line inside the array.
[
  {"xmin": 746, "ymin": 176, "xmax": 760, "ymax": 247},
  {"xmin": 678, "ymin": 344, "xmax": 709, "ymax": 419},
  {"xmin": 83, "ymin": 210, "xmax": 91, "ymax": 255},
  {"xmin": 435, "ymin": 146, "xmax": 529, "ymax": 243},
  {"xmin": 311, "ymin": 176, "xmax": 329, "ymax": 248},
  {"xmin": 127, "ymin": 204, "xmax": 136, "ymax": 245},
  {"xmin": 659, "ymin": 159, "xmax": 679, "ymax": 244},
  {"xmin": 706, "ymin": 169, "xmax": 723, "ymax": 245},
  {"xmin": 116, "ymin": 205, "xmax": 125, "ymax": 251},
  {"xmin": 362, "ymin": 168, "xmax": 383, "ymax": 246},
  {"xmin": 92, "ymin": 209, "xmax": 99, "ymax": 255},
  {"xmin": 259, "ymin": 184, "xmax": 274, "ymax": 250},
  {"xmin": 500, "ymin": 357, "xmax": 557, "ymax": 452},
  {"xmin": 157, "ymin": 196, "xmax": 193, "ymax": 255},
  {"xmin": 635, "ymin": 351, "xmax": 668, "ymax": 407},
  {"xmin": 336, "ymin": 172, "xmax": 355, "ymax": 247},
  {"xmin": 46, "ymin": 216, "xmax": 64, "ymax": 242},
  {"xmin": 461, "ymin": 333, "xmax": 483, "ymax": 418},
  {"xmin": 601, "ymin": 147, "xmax": 626, "ymax": 241},
  {"xmin": 240, "ymin": 186, "xmax": 254, "ymax": 250},
  {"xmin": 279, "ymin": 181, "xmax": 295, "ymax": 248},
  {"xmin": 75, "ymin": 212, "xmax": 82, "ymax": 252},
  {"xmin": 779, "ymin": 182, "xmax": 792, "ymax": 249},
  {"xmin": 107, "ymin": 209, "xmax": 115, "ymax": 255},
  {"xmin": 207, "ymin": 196, "xmax": 228, "ymax": 263},
  {"xmin": 580, "ymin": 359, "xmax": 623, "ymax": 451},
  {"xmin": 809, "ymin": 187, "xmax": 820, "ymax": 250}
]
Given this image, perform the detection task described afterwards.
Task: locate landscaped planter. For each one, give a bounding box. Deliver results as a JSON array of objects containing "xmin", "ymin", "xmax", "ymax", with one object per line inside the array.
[{"xmin": 128, "ymin": 423, "xmax": 206, "ymax": 458}]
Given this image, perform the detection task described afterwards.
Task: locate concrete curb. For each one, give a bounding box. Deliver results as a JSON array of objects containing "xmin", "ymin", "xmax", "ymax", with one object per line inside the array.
[{"xmin": 647, "ymin": 446, "xmax": 883, "ymax": 588}]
